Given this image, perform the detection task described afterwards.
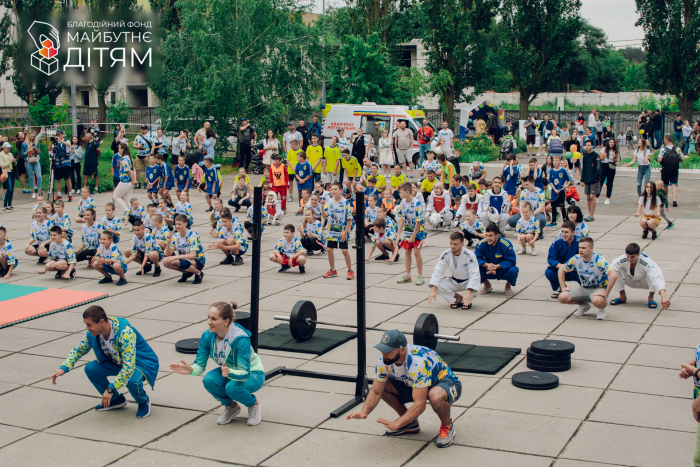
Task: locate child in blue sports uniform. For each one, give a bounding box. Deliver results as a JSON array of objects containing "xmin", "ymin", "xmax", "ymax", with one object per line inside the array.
[
  {"xmin": 164, "ymin": 214, "xmax": 206, "ymax": 284},
  {"xmin": 173, "ymin": 155, "xmax": 191, "ymax": 195},
  {"xmin": 155, "ymin": 153, "xmax": 174, "ymax": 207},
  {"xmin": 128, "ymin": 198, "xmax": 147, "ymax": 229},
  {"xmin": 52, "ymin": 199, "xmax": 73, "ymax": 242},
  {"xmin": 124, "ymin": 220, "xmax": 163, "ymax": 277},
  {"xmin": 25, "ymin": 206, "xmax": 53, "ymax": 263},
  {"xmin": 270, "ymin": 224, "xmax": 306, "ymax": 274},
  {"xmin": 295, "ymin": 152, "xmax": 313, "ymax": 202},
  {"xmin": 98, "ymin": 202, "xmax": 122, "ymax": 244},
  {"xmin": 209, "ymin": 211, "xmax": 247, "ymax": 266},
  {"xmin": 93, "ymin": 231, "xmax": 128, "ymax": 286},
  {"xmin": 0, "ymin": 226, "xmax": 17, "ymax": 278},
  {"xmin": 145, "ymin": 154, "xmax": 161, "ymax": 203},
  {"xmin": 174, "ymin": 191, "xmax": 193, "ymax": 228},
  {"xmin": 200, "ymin": 156, "xmax": 220, "ymax": 212}
]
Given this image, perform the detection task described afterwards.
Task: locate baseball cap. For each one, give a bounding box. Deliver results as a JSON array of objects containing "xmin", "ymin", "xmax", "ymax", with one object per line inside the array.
[
  {"xmin": 2, "ymin": 142, "xmax": 11, "ymax": 148},
  {"xmin": 241, "ymin": 117, "xmax": 247, "ymax": 121},
  {"xmin": 374, "ymin": 330, "xmax": 408, "ymax": 353},
  {"xmin": 527, "ymin": 114, "xmax": 532, "ymax": 117},
  {"xmin": 342, "ymin": 187, "xmax": 351, "ymax": 195},
  {"xmin": 140, "ymin": 124, "xmax": 148, "ymax": 130},
  {"xmin": 56, "ymin": 129, "xmax": 65, "ymax": 135}
]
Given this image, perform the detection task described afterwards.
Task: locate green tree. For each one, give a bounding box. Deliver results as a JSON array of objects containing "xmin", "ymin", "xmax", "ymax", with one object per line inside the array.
[
  {"xmin": 623, "ymin": 61, "xmax": 647, "ymax": 91},
  {"xmin": 107, "ymin": 100, "xmax": 133, "ymax": 123},
  {"xmin": 150, "ymin": 0, "xmax": 317, "ymax": 153},
  {"xmin": 419, "ymin": 0, "xmax": 497, "ymax": 127},
  {"xmin": 326, "ymin": 33, "xmax": 406, "ymax": 105},
  {"xmin": 636, "ymin": 0, "xmax": 700, "ymax": 121},
  {"xmin": 498, "ymin": 0, "xmax": 583, "ymax": 119}
]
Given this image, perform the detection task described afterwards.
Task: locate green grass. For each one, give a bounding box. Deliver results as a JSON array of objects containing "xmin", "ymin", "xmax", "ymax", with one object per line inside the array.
[
  {"xmin": 497, "ymin": 99, "xmax": 645, "ymax": 112},
  {"xmin": 620, "ymin": 152, "xmax": 700, "ymax": 169}
]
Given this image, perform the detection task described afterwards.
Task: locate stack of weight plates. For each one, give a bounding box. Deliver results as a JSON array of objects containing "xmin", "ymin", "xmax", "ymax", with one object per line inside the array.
[
  {"xmin": 526, "ymin": 340, "xmax": 574, "ymax": 373},
  {"xmin": 512, "ymin": 371, "xmax": 559, "ymax": 390}
]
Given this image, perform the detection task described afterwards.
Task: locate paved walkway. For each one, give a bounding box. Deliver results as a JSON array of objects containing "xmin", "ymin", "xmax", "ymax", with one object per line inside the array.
[{"xmin": 0, "ymin": 169, "xmax": 697, "ymax": 467}]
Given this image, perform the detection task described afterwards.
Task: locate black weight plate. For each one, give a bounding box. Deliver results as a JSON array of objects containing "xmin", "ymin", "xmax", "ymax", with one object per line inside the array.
[
  {"xmin": 290, "ymin": 300, "xmax": 317, "ymax": 342},
  {"xmin": 512, "ymin": 371, "xmax": 559, "ymax": 390},
  {"xmin": 414, "ymin": 313, "xmax": 438, "ymax": 350},
  {"xmin": 531, "ymin": 340, "xmax": 575, "ymax": 356},
  {"xmin": 175, "ymin": 338, "xmax": 200, "ymax": 354},
  {"xmin": 527, "ymin": 360, "xmax": 571, "ymax": 373},
  {"xmin": 234, "ymin": 311, "xmax": 251, "ymax": 330},
  {"xmin": 527, "ymin": 355, "xmax": 571, "ymax": 367},
  {"xmin": 527, "ymin": 347, "xmax": 573, "ymax": 362}
]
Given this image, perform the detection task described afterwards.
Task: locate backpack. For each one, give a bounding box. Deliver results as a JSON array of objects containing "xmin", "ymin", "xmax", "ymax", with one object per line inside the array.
[
  {"xmin": 660, "ymin": 146, "xmax": 682, "ymax": 171},
  {"xmin": 499, "ymin": 137, "xmax": 515, "ymax": 157},
  {"xmin": 548, "ymin": 138, "xmax": 564, "ymax": 154}
]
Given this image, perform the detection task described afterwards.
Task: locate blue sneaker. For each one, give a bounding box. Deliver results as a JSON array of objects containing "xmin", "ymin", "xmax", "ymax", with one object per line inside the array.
[
  {"xmin": 667, "ymin": 223, "xmax": 674, "ymax": 229},
  {"xmin": 95, "ymin": 393, "xmax": 127, "ymax": 411},
  {"xmin": 136, "ymin": 398, "xmax": 151, "ymax": 418},
  {"xmin": 546, "ymin": 222, "xmax": 557, "ymax": 227}
]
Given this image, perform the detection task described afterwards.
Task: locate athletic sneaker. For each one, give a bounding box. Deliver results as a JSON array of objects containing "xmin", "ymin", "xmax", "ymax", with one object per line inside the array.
[
  {"xmin": 573, "ymin": 302, "xmax": 591, "ymax": 317},
  {"xmin": 279, "ymin": 265, "xmax": 291, "ymax": 273},
  {"xmin": 583, "ymin": 216, "xmax": 594, "ymax": 222},
  {"xmin": 68, "ymin": 195, "xmax": 72, "ymax": 202},
  {"xmin": 384, "ymin": 419, "xmax": 420, "ymax": 436},
  {"xmin": 233, "ymin": 255, "xmax": 244, "ymax": 266},
  {"xmin": 31, "ymin": 193, "xmax": 36, "ymax": 199},
  {"xmin": 247, "ymin": 403, "xmax": 261, "ymax": 426},
  {"xmin": 347, "ymin": 270, "xmax": 354, "ymax": 280},
  {"xmin": 595, "ymin": 197, "xmax": 599, "ymax": 204},
  {"xmin": 505, "ymin": 225, "xmax": 514, "ymax": 231},
  {"xmin": 323, "ymin": 269, "xmax": 338, "ymax": 278},
  {"xmin": 220, "ymin": 255, "xmax": 234, "ymax": 265},
  {"xmin": 95, "ymin": 394, "xmax": 127, "ymax": 411},
  {"xmin": 517, "ymin": 247, "xmax": 526, "ymax": 255},
  {"xmin": 651, "ymin": 231, "xmax": 657, "ymax": 240},
  {"xmin": 217, "ymin": 403, "xmax": 241, "ymax": 425},
  {"xmin": 604, "ymin": 198, "xmax": 610, "ymax": 205},
  {"xmin": 531, "ymin": 246, "xmax": 537, "ymax": 256},
  {"xmin": 205, "ymin": 207, "xmax": 213, "ymax": 212},
  {"xmin": 92, "ymin": 189, "xmax": 99, "ymax": 195},
  {"xmin": 673, "ymin": 201, "xmax": 678, "ymax": 207},
  {"xmin": 436, "ymin": 422, "xmax": 455, "ymax": 448},
  {"xmin": 546, "ymin": 222, "xmax": 557, "ymax": 228},
  {"xmin": 374, "ymin": 254, "xmax": 389, "ymax": 261},
  {"xmin": 394, "ymin": 254, "xmax": 400, "ymax": 262},
  {"xmin": 397, "ymin": 274, "xmax": 412, "ymax": 284},
  {"xmin": 299, "ymin": 266, "xmax": 306, "ymax": 274},
  {"xmin": 136, "ymin": 399, "xmax": 151, "ymax": 418},
  {"xmin": 178, "ymin": 272, "xmax": 194, "ymax": 282},
  {"xmin": 288, "ymin": 194, "xmax": 294, "ymax": 202},
  {"xmin": 153, "ymin": 267, "xmax": 161, "ymax": 277},
  {"xmin": 415, "ymin": 276, "xmax": 425, "ymax": 286},
  {"xmin": 23, "ymin": 189, "xmax": 31, "ymax": 194},
  {"xmin": 443, "ymin": 225, "xmax": 450, "ymax": 232},
  {"xmin": 98, "ymin": 277, "xmax": 114, "ymax": 284},
  {"xmin": 667, "ymin": 223, "xmax": 674, "ymax": 229},
  {"xmin": 193, "ymin": 272, "xmax": 204, "ymax": 284},
  {"xmin": 596, "ymin": 308, "xmax": 607, "ymax": 320},
  {"xmin": 116, "ymin": 278, "xmax": 128, "ymax": 286}
]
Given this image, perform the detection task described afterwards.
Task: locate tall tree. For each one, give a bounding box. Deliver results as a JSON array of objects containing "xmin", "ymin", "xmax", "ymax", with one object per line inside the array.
[
  {"xmin": 150, "ymin": 0, "xmax": 317, "ymax": 151},
  {"xmin": 636, "ymin": 0, "xmax": 700, "ymax": 121},
  {"xmin": 498, "ymin": 0, "xmax": 582, "ymax": 119},
  {"xmin": 419, "ymin": 0, "xmax": 497, "ymax": 127}
]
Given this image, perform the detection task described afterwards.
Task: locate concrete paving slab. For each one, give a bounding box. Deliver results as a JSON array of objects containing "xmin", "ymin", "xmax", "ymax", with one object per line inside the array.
[
  {"xmin": 147, "ymin": 414, "xmax": 309, "ymax": 465},
  {"xmin": 493, "ymin": 298, "xmax": 572, "ymax": 317},
  {"xmin": 78, "ymin": 297, "xmax": 169, "ymax": 317},
  {"xmin": 46, "ymin": 403, "xmax": 202, "ymax": 446},
  {"xmin": 589, "ymin": 390, "xmax": 696, "ymax": 432},
  {"xmin": 455, "ymin": 329, "xmax": 547, "ymax": 352},
  {"xmin": 15, "ymin": 311, "xmax": 89, "ymax": 333},
  {"xmin": 641, "ymin": 325, "xmax": 698, "ymax": 348},
  {"xmin": 0, "ymin": 353, "xmax": 77, "ymax": 385},
  {"xmin": 0, "ymin": 432, "xmax": 134, "ymax": 467},
  {"xmin": 110, "ymin": 449, "xmax": 240, "ymax": 467},
  {"xmin": 315, "ymin": 299, "xmax": 409, "ymax": 321},
  {"xmin": 509, "ymin": 358, "xmax": 621, "ymax": 389},
  {"xmin": 386, "ymin": 306, "xmax": 485, "ymax": 329},
  {"xmin": 609, "ymin": 365, "xmax": 690, "ymax": 398},
  {"xmin": 668, "ymin": 295, "xmax": 700, "ymax": 312},
  {"xmin": 554, "ymin": 317, "xmax": 649, "ymax": 342},
  {"xmin": 654, "ymin": 309, "xmax": 700, "ymax": 328},
  {"xmin": 627, "ymin": 343, "xmax": 690, "ymax": 369},
  {"xmin": 0, "ymin": 425, "xmax": 34, "ymax": 449},
  {"xmin": 130, "ymin": 302, "xmax": 211, "ymax": 323},
  {"xmin": 62, "ymin": 279, "xmax": 149, "ymax": 297},
  {"xmin": 0, "ymin": 381, "xmax": 20, "ymax": 395},
  {"xmin": 119, "ymin": 317, "xmax": 193, "ymax": 340},
  {"xmin": 552, "ymin": 461, "xmax": 624, "ymax": 467},
  {"xmin": 347, "ymin": 287, "xmax": 431, "ymax": 306},
  {"xmin": 562, "ymin": 421, "xmax": 694, "ymax": 467},
  {"xmin": 548, "ymin": 335, "xmax": 637, "ymax": 364},
  {"xmin": 256, "ymin": 295, "xmax": 340, "ymax": 312},
  {"xmin": 451, "ymin": 375, "xmax": 499, "ymax": 407},
  {"xmin": 21, "ymin": 333, "xmax": 97, "ymax": 360},
  {"xmin": 406, "ymin": 444, "xmax": 553, "ymax": 467},
  {"xmin": 263, "ymin": 429, "xmax": 425, "ymax": 467},
  {"xmin": 512, "ymin": 286, "xmax": 559, "ymax": 302},
  {"xmin": 0, "ymin": 326, "xmax": 70, "ymax": 352},
  {"xmin": 0, "ymin": 386, "xmax": 97, "ymax": 430},
  {"xmin": 453, "ymin": 407, "xmax": 581, "ymax": 457},
  {"xmin": 468, "ymin": 313, "xmax": 565, "ymax": 334},
  {"xmin": 476, "ymin": 379, "xmax": 603, "ymax": 420},
  {"xmin": 31, "ymin": 364, "xmax": 112, "ymax": 397}
]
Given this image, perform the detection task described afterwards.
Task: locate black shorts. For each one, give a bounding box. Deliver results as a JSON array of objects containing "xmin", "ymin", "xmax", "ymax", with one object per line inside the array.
[
  {"xmin": 568, "ymin": 158, "xmax": 580, "ymax": 169},
  {"xmin": 661, "ymin": 170, "xmax": 679, "ymax": 186},
  {"xmin": 113, "ymin": 176, "xmax": 120, "ymax": 187},
  {"xmin": 327, "ymin": 240, "xmax": 348, "ymax": 250},
  {"xmin": 55, "ymin": 166, "xmax": 72, "ymax": 180},
  {"xmin": 76, "ymin": 248, "xmax": 97, "ymax": 262},
  {"xmin": 15, "ymin": 159, "xmax": 27, "ymax": 176},
  {"xmin": 388, "ymin": 376, "xmax": 462, "ymax": 405},
  {"xmin": 488, "ymin": 128, "xmax": 498, "ymax": 137},
  {"xmin": 526, "ymin": 134, "xmax": 536, "ymax": 145},
  {"xmin": 83, "ymin": 165, "xmax": 98, "ymax": 177}
]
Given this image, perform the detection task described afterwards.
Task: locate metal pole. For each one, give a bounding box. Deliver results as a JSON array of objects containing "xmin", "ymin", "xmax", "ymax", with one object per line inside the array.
[
  {"xmin": 69, "ymin": 0, "xmax": 77, "ymax": 139},
  {"xmin": 249, "ymin": 186, "xmax": 262, "ymax": 352},
  {"xmin": 321, "ymin": 0, "xmax": 326, "ymax": 107},
  {"xmin": 354, "ymin": 191, "xmax": 367, "ymax": 400}
]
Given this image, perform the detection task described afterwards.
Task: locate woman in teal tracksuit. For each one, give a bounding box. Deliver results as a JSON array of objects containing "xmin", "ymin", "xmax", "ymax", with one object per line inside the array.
[{"xmin": 170, "ymin": 301, "xmax": 265, "ymax": 426}]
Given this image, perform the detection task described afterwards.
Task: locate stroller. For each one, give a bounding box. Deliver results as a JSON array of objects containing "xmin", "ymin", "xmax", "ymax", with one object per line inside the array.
[{"xmin": 250, "ymin": 142, "xmax": 265, "ymax": 174}]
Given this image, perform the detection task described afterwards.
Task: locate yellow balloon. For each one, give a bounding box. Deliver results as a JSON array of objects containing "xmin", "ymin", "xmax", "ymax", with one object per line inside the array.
[
  {"xmin": 640, "ymin": 129, "xmax": 645, "ymax": 135},
  {"xmin": 488, "ymin": 103, "xmax": 493, "ymax": 107},
  {"xmin": 573, "ymin": 152, "xmax": 582, "ymax": 159},
  {"xmin": 499, "ymin": 115, "xmax": 504, "ymax": 119}
]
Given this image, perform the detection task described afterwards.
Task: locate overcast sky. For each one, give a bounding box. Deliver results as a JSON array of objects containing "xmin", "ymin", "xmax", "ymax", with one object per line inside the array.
[{"xmin": 308, "ymin": 0, "xmax": 644, "ymax": 47}]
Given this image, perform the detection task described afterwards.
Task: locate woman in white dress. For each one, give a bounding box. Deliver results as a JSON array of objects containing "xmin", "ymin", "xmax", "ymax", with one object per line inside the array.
[{"xmin": 378, "ymin": 129, "xmax": 393, "ymax": 176}]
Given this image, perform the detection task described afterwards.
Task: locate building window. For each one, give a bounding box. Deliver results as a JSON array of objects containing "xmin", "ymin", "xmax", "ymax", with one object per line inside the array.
[
  {"xmin": 397, "ymin": 48, "xmax": 412, "ymax": 68},
  {"xmin": 131, "ymin": 88, "xmax": 148, "ymax": 107},
  {"xmin": 110, "ymin": 91, "xmax": 116, "ymax": 103},
  {"xmin": 81, "ymin": 91, "xmax": 90, "ymax": 106}
]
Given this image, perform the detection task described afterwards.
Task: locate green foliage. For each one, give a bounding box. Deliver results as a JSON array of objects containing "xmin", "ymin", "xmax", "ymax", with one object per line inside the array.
[
  {"xmin": 635, "ymin": 0, "xmax": 700, "ymax": 120},
  {"xmin": 327, "ymin": 33, "xmax": 407, "ymax": 105},
  {"xmin": 107, "ymin": 100, "xmax": 133, "ymax": 123},
  {"xmin": 28, "ymin": 96, "xmax": 59, "ymax": 126},
  {"xmin": 515, "ymin": 137, "xmax": 526, "ymax": 154},
  {"xmin": 498, "ymin": 0, "xmax": 583, "ymax": 118},
  {"xmin": 151, "ymin": 0, "xmax": 317, "ymax": 153},
  {"xmin": 623, "ymin": 62, "xmax": 648, "ymax": 91},
  {"xmin": 456, "ymin": 134, "xmax": 498, "ymax": 161}
]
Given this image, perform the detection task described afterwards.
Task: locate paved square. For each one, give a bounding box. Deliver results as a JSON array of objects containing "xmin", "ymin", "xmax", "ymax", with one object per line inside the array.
[{"xmin": 1, "ymin": 169, "xmax": 699, "ymax": 466}]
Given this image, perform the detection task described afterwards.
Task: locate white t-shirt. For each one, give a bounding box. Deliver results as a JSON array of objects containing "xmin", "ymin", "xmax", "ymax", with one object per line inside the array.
[
  {"xmin": 99, "ymin": 322, "xmax": 120, "ymax": 365},
  {"xmin": 634, "ymin": 149, "xmax": 651, "ymax": 166},
  {"xmin": 437, "ymin": 129, "xmax": 454, "ymax": 147},
  {"xmin": 283, "ymin": 131, "xmax": 304, "ymax": 153},
  {"xmin": 638, "ymin": 196, "xmax": 661, "ymax": 216}
]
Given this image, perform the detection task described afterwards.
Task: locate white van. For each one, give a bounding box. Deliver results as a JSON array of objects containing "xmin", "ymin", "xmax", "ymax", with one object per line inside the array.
[{"xmin": 321, "ymin": 103, "xmax": 436, "ymax": 165}]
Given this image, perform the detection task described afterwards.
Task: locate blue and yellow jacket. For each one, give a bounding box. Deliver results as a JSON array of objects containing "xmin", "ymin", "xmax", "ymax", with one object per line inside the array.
[
  {"xmin": 190, "ymin": 324, "xmax": 264, "ymax": 381},
  {"xmin": 475, "ymin": 236, "xmax": 517, "ymax": 270},
  {"xmin": 60, "ymin": 317, "xmax": 159, "ymax": 391}
]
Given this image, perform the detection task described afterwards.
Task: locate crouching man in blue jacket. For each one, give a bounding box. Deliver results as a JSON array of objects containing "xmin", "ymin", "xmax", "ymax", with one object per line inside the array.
[
  {"xmin": 475, "ymin": 224, "xmax": 519, "ymax": 297},
  {"xmin": 170, "ymin": 300, "xmax": 265, "ymax": 426},
  {"xmin": 546, "ymin": 220, "xmax": 580, "ymax": 299},
  {"xmin": 49, "ymin": 306, "xmax": 160, "ymax": 418}
]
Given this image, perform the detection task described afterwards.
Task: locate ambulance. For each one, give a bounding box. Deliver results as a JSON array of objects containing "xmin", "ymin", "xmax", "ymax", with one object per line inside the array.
[{"xmin": 321, "ymin": 103, "xmax": 436, "ymax": 165}]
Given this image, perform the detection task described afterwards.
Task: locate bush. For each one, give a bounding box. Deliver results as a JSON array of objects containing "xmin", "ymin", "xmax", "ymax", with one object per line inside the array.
[
  {"xmin": 515, "ymin": 138, "xmax": 526, "ymax": 154},
  {"xmin": 456, "ymin": 134, "xmax": 499, "ymax": 162}
]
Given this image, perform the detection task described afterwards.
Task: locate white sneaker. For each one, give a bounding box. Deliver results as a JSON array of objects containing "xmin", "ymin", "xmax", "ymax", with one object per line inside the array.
[
  {"xmin": 596, "ymin": 308, "xmax": 607, "ymax": 320},
  {"xmin": 31, "ymin": 193, "xmax": 36, "ymax": 199},
  {"xmin": 531, "ymin": 246, "xmax": 537, "ymax": 256},
  {"xmin": 217, "ymin": 403, "xmax": 241, "ymax": 425},
  {"xmin": 505, "ymin": 225, "xmax": 514, "ymax": 231},
  {"xmin": 443, "ymin": 225, "xmax": 450, "ymax": 232},
  {"xmin": 595, "ymin": 198, "xmax": 599, "ymax": 204},
  {"xmin": 517, "ymin": 248, "xmax": 526, "ymax": 255},
  {"xmin": 604, "ymin": 198, "xmax": 610, "ymax": 205},
  {"xmin": 573, "ymin": 302, "xmax": 591, "ymax": 317},
  {"xmin": 288, "ymin": 194, "xmax": 294, "ymax": 202},
  {"xmin": 247, "ymin": 403, "xmax": 261, "ymax": 426}
]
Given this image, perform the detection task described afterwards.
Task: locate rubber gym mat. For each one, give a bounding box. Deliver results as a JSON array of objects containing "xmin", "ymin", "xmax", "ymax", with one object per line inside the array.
[
  {"xmin": 449, "ymin": 345, "xmax": 522, "ymax": 375},
  {"xmin": 258, "ymin": 324, "xmax": 356, "ymax": 355},
  {"xmin": 434, "ymin": 342, "xmax": 476, "ymax": 365},
  {"xmin": 0, "ymin": 283, "xmax": 47, "ymax": 301},
  {"xmin": 0, "ymin": 287, "xmax": 109, "ymax": 329}
]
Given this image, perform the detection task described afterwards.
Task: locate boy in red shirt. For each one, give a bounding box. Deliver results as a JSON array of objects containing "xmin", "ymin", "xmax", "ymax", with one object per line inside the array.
[{"xmin": 269, "ymin": 154, "xmax": 289, "ymax": 211}]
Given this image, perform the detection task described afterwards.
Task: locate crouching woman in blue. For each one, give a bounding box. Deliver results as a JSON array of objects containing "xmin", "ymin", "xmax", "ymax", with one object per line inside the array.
[
  {"xmin": 170, "ymin": 301, "xmax": 265, "ymax": 426},
  {"xmin": 475, "ymin": 224, "xmax": 519, "ymax": 297},
  {"xmin": 546, "ymin": 220, "xmax": 580, "ymax": 298}
]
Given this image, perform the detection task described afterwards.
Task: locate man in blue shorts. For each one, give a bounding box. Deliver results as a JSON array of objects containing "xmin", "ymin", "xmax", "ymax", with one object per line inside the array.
[{"xmin": 346, "ymin": 330, "xmax": 462, "ymax": 448}]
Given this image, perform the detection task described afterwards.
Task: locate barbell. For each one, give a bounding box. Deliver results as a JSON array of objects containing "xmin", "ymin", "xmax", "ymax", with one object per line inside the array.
[{"xmin": 274, "ymin": 300, "xmax": 460, "ymax": 350}]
